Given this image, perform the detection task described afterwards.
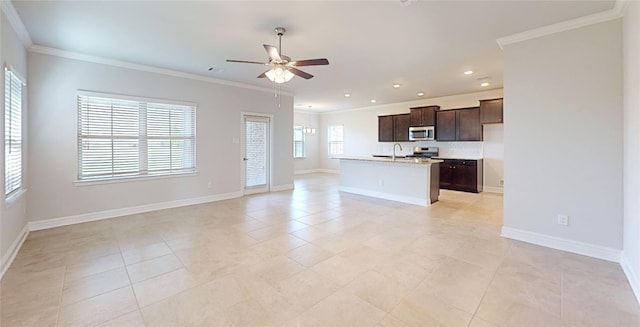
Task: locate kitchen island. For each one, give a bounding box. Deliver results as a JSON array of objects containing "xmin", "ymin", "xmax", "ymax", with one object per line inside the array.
[{"xmin": 337, "ymin": 156, "xmax": 442, "ymax": 206}]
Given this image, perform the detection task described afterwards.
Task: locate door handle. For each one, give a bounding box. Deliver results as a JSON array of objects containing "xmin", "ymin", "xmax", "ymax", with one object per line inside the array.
[{"xmin": 243, "ymin": 158, "xmax": 248, "ymax": 161}]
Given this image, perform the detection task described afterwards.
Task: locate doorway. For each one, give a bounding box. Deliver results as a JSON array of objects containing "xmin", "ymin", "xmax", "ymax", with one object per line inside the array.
[{"xmin": 242, "ymin": 114, "xmax": 271, "ymax": 195}]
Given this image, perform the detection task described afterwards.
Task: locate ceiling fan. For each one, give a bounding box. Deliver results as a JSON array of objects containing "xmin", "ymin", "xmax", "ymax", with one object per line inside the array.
[{"xmin": 226, "ymin": 27, "xmax": 329, "ymax": 84}]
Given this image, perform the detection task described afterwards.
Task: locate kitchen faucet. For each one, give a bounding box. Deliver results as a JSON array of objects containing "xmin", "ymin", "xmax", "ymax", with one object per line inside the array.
[{"xmin": 392, "ymin": 143, "xmax": 403, "ymax": 161}]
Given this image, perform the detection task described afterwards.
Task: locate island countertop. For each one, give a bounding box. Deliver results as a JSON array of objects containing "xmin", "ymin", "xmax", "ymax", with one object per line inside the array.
[{"xmin": 336, "ymin": 156, "xmax": 443, "ymax": 164}]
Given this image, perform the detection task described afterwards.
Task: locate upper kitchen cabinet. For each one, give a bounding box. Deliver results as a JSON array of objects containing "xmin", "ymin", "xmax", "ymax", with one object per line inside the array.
[
  {"xmin": 436, "ymin": 107, "xmax": 483, "ymax": 141},
  {"xmin": 378, "ymin": 114, "xmax": 411, "ymax": 142},
  {"xmin": 378, "ymin": 115, "xmax": 394, "ymax": 142},
  {"xmin": 394, "ymin": 114, "xmax": 411, "ymax": 141},
  {"xmin": 435, "ymin": 110, "xmax": 456, "ymax": 141},
  {"xmin": 457, "ymin": 107, "xmax": 482, "ymax": 141},
  {"xmin": 409, "ymin": 106, "xmax": 439, "ymax": 127},
  {"xmin": 479, "ymin": 98, "xmax": 503, "ymax": 124}
]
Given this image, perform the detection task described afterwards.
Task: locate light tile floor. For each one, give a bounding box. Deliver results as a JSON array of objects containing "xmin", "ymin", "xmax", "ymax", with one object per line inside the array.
[{"xmin": 1, "ymin": 173, "xmax": 639, "ymax": 326}]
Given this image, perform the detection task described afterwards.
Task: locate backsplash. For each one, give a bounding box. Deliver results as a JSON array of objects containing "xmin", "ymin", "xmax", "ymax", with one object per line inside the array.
[
  {"xmin": 431, "ymin": 141, "xmax": 483, "ymax": 158},
  {"xmin": 377, "ymin": 141, "xmax": 483, "ymax": 158}
]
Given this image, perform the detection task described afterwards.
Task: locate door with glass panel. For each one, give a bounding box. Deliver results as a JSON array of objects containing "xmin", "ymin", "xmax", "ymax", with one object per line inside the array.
[{"xmin": 242, "ymin": 115, "xmax": 270, "ymax": 194}]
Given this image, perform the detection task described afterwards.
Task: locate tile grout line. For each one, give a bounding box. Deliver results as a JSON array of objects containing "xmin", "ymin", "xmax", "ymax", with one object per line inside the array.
[
  {"xmin": 560, "ymin": 270, "xmax": 564, "ymax": 325},
  {"xmin": 54, "ymin": 265, "xmax": 68, "ymax": 327},
  {"xmin": 466, "ymin": 240, "xmax": 513, "ymax": 327},
  {"xmin": 113, "ymin": 223, "xmax": 146, "ymax": 325}
]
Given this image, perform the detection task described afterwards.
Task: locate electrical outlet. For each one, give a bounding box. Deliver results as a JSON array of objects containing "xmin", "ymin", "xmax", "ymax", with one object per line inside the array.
[
  {"xmin": 557, "ymin": 214, "xmax": 569, "ymax": 226},
  {"xmin": 207, "ymin": 181, "xmax": 212, "ymax": 189},
  {"xmin": 379, "ymin": 179, "xmax": 384, "ymax": 186},
  {"xmin": 499, "ymin": 179, "xmax": 504, "ymax": 186}
]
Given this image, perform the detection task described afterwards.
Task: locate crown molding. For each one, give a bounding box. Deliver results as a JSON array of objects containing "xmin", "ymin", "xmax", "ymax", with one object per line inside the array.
[
  {"xmin": 1, "ymin": 0, "xmax": 33, "ymax": 47},
  {"xmin": 614, "ymin": 0, "xmax": 630, "ymax": 14},
  {"xmin": 496, "ymin": 4, "xmax": 624, "ymax": 50},
  {"xmin": 28, "ymin": 45, "xmax": 294, "ymax": 97},
  {"xmin": 293, "ymin": 109, "xmax": 319, "ymax": 115}
]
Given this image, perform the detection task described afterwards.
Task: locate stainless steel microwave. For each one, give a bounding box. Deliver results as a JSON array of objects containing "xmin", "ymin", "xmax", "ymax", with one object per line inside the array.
[{"xmin": 409, "ymin": 126, "xmax": 435, "ymax": 141}]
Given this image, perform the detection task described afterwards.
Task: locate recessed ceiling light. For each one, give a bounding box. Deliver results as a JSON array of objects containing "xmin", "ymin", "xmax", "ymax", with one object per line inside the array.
[
  {"xmin": 481, "ymin": 82, "xmax": 490, "ymax": 87},
  {"xmin": 344, "ymin": 93, "xmax": 351, "ymax": 97},
  {"xmin": 464, "ymin": 70, "xmax": 473, "ymax": 75},
  {"xmin": 393, "ymin": 84, "xmax": 401, "ymax": 88},
  {"xmin": 417, "ymin": 92, "xmax": 425, "ymax": 97},
  {"xmin": 371, "ymin": 99, "xmax": 377, "ymax": 103}
]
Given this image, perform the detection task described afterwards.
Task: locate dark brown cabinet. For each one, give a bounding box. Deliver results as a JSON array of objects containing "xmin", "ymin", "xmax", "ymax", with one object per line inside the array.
[
  {"xmin": 394, "ymin": 114, "xmax": 411, "ymax": 142},
  {"xmin": 439, "ymin": 159, "xmax": 483, "ymax": 193},
  {"xmin": 409, "ymin": 106, "xmax": 439, "ymax": 127},
  {"xmin": 378, "ymin": 115, "xmax": 394, "ymax": 142},
  {"xmin": 378, "ymin": 114, "xmax": 410, "ymax": 142},
  {"xmin": 435, "ymin": 107, "xmax": 482, "ymax": 141},
  {"xmin": 479, "ymin": 98, "xmax": 503, "ymax": 124}
]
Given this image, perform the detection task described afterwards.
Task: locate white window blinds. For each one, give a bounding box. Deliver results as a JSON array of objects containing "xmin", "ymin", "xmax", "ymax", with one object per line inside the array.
[
  {"xmin": 328, "ymin": 125, "xmax": 344, "ymax": 157},
  {"xmin": 4, "ymin": 68, "xmax": 24, "ymax": 196},
  {"xmin": 293, "ymin": 126, "xmax": 305, "ymax": 158},
  {"xmin": 77, "ymin": 93, "xmax": 196, "ymax": 181}
]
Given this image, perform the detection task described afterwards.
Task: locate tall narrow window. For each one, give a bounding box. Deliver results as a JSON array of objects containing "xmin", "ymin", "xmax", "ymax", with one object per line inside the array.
[
  {"xmin": 293, "ymin": 125, "xmax": 305, "ymax": 158},
  {"xmin": 328, "ymin": 125, "xmax": 344, "ymax": 157},
  {"xmin": 4, "ymin": 67, "xmax": 24, "ymax": 197},
  {"xmin": 77, "ymin": 92, "xmax": 196, "ymax": 181}
]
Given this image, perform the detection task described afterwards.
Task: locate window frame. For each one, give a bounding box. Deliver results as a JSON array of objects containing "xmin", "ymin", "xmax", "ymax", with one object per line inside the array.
[
  {"xmin": 4, "ymin": 66, "xmax": 25, "ymax": 200},
  {"xmin": 76, "ymin": 91, "xmax": 197, "ymax": 184},
  {"xmin": 327, "ymin": 125, "xmax": 344, "ymax": 157},
  {"xmin": 293, "ymin": 125, "xmax": 306, "ymax": 158}
]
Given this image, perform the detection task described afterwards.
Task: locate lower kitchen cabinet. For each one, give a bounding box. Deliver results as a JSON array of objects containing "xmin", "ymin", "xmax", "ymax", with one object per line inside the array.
[{"xmin": 439, "ymin": 159, "xmax": 483, "ymax": 193}]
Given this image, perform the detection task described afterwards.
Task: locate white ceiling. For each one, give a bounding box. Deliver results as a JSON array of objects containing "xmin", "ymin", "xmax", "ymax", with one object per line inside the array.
[{"xmin": 12, "ymin": 0, "xmax": 615, "ymax": 112}]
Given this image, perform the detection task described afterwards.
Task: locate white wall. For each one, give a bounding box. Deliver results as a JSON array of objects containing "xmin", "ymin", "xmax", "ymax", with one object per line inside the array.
[
  {"xmin": 623, "ymin": 1, "xmax": 640, "ymax": 301},
  {"xmin": 293, "ymin": 110, "xmax": 320, "ymax": 173},
  {"xmin": 318, "ymin": 89, "xmax": 504, "ymax": 190},
  {"xmin": 1, "ymin": 9, "xmax": 29, "ymax": 272},
  {"xmin": 27, "ymin": 51, "xmax": 293, "ymax": 222},
  {"xmin": 503, "ymin": 19, "xmax": 623, "ymax": 251}
]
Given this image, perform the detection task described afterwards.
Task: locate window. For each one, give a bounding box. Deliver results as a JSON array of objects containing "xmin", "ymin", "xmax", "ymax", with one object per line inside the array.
[
  {"xmin": 77, "ymin": 92, "xmax": 196, "ymax": 181},
  {"xmin": 293, "ymin": 125, "xmax": 305, "ymax": 158},
  {"xmin": 328, "ymin": 125, "xmax": 344, "ymax": 157},
  {"xmin": 4, "ymin": 67, "xmax": 24, "ymax": 197}
]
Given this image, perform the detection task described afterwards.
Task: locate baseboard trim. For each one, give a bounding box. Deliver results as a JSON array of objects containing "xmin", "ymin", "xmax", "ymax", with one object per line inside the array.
[
  {"xmin": 339, "ymin": 186, "xmax": 428, "ymax": 207},
  {"xmin": 501, "ymin": 226, "xmax": 622, "ymax": 262},
  {"xmin": 318, "ymin": 169, "xmax": 340, "ymax": 174},
  {"xmin": 29, "ymin": 191, "xmax": 242, "ymax": 231},
  {"xmin": 294, "ymin": 169, "xmax": 323, "ymax": 175},
  {"xmin": 1, "ymin": 224, "xmax": 29, "ymax": 280},
  {"xmin": 272, "ymin": 184, "xmax": 295, "ymax": 192},
  {"xmin": 621, "ymin": 253, "xmax": 640, "ymax": 305},
  {"xmin": 483, "ymin": 186, "xmax": 504, "ymax": 194}
]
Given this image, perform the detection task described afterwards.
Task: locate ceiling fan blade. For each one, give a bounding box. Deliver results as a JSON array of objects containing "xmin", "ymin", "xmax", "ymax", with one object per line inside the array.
[
  {"xmin": 257, "ymin": 70, "xmax": 269, "ymax": 78},
  {"xmin": 289, "ymin": 67, "xmax": 314, "ymax": 79},
  {"xmin": 226, "ymin": 59, "xmax": 267, "ymax": 65},
  {"xmin": 290, "ymin": 58, "xmax": 330, "ymax": 67},
  {"xmin": 263, "ymin": 44, "xmax": 282, "ymax": 62}
]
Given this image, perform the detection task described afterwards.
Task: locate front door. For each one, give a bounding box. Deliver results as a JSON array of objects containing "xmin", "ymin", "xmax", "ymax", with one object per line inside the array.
[{"xmin": 242, "ymin": 115, "xmax": 270, "ymax": 194}]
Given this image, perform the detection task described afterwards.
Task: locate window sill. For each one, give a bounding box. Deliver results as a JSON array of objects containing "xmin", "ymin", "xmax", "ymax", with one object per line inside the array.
[
  {"xmin": 293, "ymin": 157, "xmax": 307, "ymax": 159},
  {"xmin": 6, "ymin": 188, "xmax": 27, "ymax": 207},
  {"xmin": 75, "ymin": 171, "xmax": 198, "ymax": 187}
]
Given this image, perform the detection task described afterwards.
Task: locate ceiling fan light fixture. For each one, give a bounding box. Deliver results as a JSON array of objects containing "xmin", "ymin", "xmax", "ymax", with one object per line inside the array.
[{"xmin": 265, "ymin": 65, "xmax": 294, "ymax": 83}]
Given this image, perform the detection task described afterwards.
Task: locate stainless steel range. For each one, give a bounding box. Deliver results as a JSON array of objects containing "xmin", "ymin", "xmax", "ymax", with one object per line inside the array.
[{"xmin": 406, "ymin": 147, "xmax": 439, "ymax": 158}]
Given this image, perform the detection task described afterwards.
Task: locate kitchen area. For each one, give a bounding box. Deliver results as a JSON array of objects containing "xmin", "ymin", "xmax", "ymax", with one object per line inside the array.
[
  {"xmin": 334, "ymin": 96, "xmax": 502, "ymax": 206},
  {"xmin": 294, "ymin": 89, "xmax": 504, "ymax": 207}
]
